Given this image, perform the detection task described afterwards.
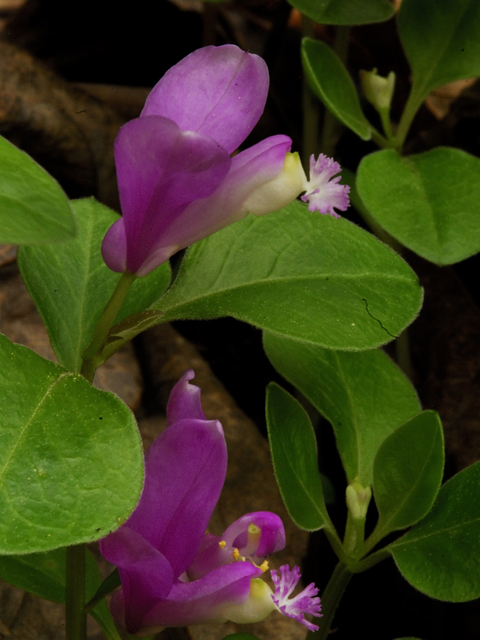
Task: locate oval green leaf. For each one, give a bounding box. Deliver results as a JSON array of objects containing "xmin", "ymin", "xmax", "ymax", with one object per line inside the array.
[
  {"xmin": 0, "ymin": 134, "xmax": 75, "ymax": 244},
  {"xmin": 263, "ymin": 333, "xmax": 421, "ymax": 486},
  {"xmin": 266, "ymin": 383, "xmax": 330, "ymax": 532},
  {"xmin": 0, "ymin": 334, "xmax": 143, "ymax": 554},
  {"xmin": 372, "ymin": 411, "xmax": 444, "ymax": 541},
  {"xmin": 357, "ymin": 148, "xmax": 480, "ymax": 265},
  {"xmin": 288, "ymin": 0, "xmax": 394, "ymax": 25},
  {"xmin": 399, "ymin": 0, "xmax": 480, "ymax": 105},
  {"xmin": 389, "ymin": 461, "xmax": 480, "ymax": 602},
  {"xmin": 154, "ymin": 201, "xmax": 423, "ymax": 351},
  {"xmin": 18, "ymin": 197, "xmax": 171, "ymax": 373},
  {"xmin": 302, "ymin": 38, "xmax": 372, "ymax": 141}
]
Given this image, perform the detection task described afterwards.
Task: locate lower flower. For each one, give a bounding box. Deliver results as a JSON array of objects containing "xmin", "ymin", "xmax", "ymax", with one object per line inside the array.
[{"xmin": 100, "ymin": 371, "xmax": 321, "ymax": 635}]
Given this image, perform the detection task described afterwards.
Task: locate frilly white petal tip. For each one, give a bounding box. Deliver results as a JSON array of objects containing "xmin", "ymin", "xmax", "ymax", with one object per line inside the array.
[
  {"xmin": 302, "ymin": 153, "xmax": 350, "ymax": 218},
  {"xmin": 270, "ymin": 565, "xmax": 322, "ymax": 632}
]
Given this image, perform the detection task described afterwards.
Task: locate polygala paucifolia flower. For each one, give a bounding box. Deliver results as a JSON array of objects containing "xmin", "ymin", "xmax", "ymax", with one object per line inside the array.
[
  {"xmin": 102, "ymin": 45, "xmax": 350, "ymax": 277},
  {"xmin": 99, "ymin": 371, "xmax": 321, "ymax": 636}
]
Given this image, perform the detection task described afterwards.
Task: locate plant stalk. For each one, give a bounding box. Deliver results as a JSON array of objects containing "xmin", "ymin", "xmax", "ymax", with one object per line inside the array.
[
  {"xmin": 308, "ymin": 561, "xmax": 354, "ymax": 640},
  {"xmin": 66, "ymin": 545, "xmax": 87, "ymax": 640}
]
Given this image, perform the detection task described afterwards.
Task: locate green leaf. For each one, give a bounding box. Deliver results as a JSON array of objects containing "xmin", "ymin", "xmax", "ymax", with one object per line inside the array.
[
  {"xmin": 266, "ymin": 383, "xmax": 330, "ymax": 531},
  {"xmin": 0, "ymin": 334, "xmax": 143, "ymax": 554},
  {"xmin": 372, "ymin": 411, "xmax": 444, "ymax": 541},
  {"xmin": 389, "ymin": 461, "xmax": 480, "ymax": 602},
  {"xmin": 18, "ymin": 197, "xmax": 171, "ymax": 373},
  {"xmin": 356, "ymin": 148, "xmax": 480, "ymax": 265},
  {"xmin": 398, "ymin": 0, "xmax": 480, "ymax": 106},
  {"xmin": 263, "ymin": 334, "xmax": 421, "ymax": 486},
  {"xmin": 223, "ymin": 635, "xmax": 261, "ymax": 640},
  {"xmin": 302, "ymin": 38, "xmax": 372, "ymax": 140},
  {"xmin": 288, "ymin": 0, "xmax": 394, "ymax": 25},
  {"xmin": 153, "ymin": 201, "xmax": 423, "ymax": 351},
  {"xmin": 0, "ymin": 548, "xmax": 121, "ymax": 640},
  {"xmin": 0, "ymin": 134, "xmax": 75, "ymax": 244}
]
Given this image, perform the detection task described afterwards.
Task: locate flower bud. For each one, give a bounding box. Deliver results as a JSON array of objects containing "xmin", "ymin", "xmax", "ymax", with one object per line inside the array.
[
  {"xmin": 346, "ymin": 478, "xmax": 372, "ymax": 520},
  {"xmin": 360, "ymin": 68, "xmax": 395, "ymax": 112}
]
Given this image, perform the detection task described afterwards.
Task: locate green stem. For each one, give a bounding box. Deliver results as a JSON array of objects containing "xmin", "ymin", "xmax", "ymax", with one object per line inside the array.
[
  {"xmin": 308, "ymin": 562, "xmax": 354, "ymax": 640},
  {"xmin": 302, "ymin": 16, "xmax": 319, "ymax": 165},
  {"xmin": 81, "ymin": 271, "xmax": 137, "ymax": 381},
  {"xmin": 319, "ymin": 26, "xmax": 350, "ymax": 156},
  {"xmin": 394, "ymin": 89, "xmax": 423, "ymax": 152},
  {"xmin": 66, "ymin": 545, "xmax": 87, "ymax": 640}
]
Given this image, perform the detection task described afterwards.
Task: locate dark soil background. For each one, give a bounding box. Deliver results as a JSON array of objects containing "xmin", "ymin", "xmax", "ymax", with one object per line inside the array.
[{"xmin": 1, "ymin": 1, "xmax": 480, "ymax": 638}]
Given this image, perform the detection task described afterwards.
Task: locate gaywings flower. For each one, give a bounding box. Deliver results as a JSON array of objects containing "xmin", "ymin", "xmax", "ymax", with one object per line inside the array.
[
  {"xmin": 99, "ymin": 371, "xmax": 321, "ymax": 636},
  {"xmin": 102, "ymin": 44, "xmax": 349, "ymax": 277}
]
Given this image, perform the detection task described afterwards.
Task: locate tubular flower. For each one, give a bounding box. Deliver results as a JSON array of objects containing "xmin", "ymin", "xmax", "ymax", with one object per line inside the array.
[
  {"xmin": 99, "ymin": 371, "xmax": 321, "ymax": 636},
  {"xmin": 101, "ymin": 44, "xmax": 350, "ymax": 277}
]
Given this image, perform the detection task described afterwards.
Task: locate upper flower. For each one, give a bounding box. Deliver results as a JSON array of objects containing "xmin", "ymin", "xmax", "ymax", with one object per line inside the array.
[
  {"xmin": 101, "ymin": 45, "xmax": 350, "ymax": 277},
  {"xmin": 99, "ymin": 371, "xmax": 321, "ymax": 636}
]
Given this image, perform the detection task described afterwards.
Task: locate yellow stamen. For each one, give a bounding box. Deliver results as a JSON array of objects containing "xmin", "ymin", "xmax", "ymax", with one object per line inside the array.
[
  {"xmin": 233, "ymin": 548, "xmax": 240, "ymax": 560},
  {"xmin": 218, "ymin": 540, "xmax": 226, "ymax": 549},
  {"xmin": 260, "ymin": 560, "xmax": 269, "ymax": 573}
]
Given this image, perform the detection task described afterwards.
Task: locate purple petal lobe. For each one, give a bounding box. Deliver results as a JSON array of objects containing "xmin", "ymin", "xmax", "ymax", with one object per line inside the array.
[
  {"xmin": 271, "ymin": 565, "xmax": 322, "ymax": 632},
  {"xmin": 101, "ymin": 217, "xmax": 127, "ymax": 273},
  {"xmin": 99, "ymin": 527, "xmax": 174, "ymax": 633},
  {"xmin": 110, "ymin": 115, "xmax": 231, "ymax": 274},
  {"xmin": 150, "ymin": 135, "xmax": 292, "ymax": 254},
  {"xmin": 223, "ymin": 512, "xmax": 286, "ymax": 559},
  {"xmin": 166, "ymin": 370, "xmax": 209, "ymax": 424},
  {"xmin": 125, "ymin": 418, "xmax": 227, "ymax": 578},
  {"xmin": 140, "ymin": 562, "xmax": 261, "ymax": 630},
  {"xmin": 141, "ymin": 45, "xmax": 269, "ymax": 154}
]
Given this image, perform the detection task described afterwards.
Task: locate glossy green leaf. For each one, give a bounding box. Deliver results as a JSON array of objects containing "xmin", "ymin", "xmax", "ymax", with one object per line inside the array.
[
  {"xmin": 389, "ymin": 461, "xmax": 480, "ymax": 602},
  {"xmin": 266, "ymin": 383, "xmax": 329, "ymax": 531},
  {"xmin": 372, "ymin": 411, "xmax": 444, "ymax": 541},
  {"xmin": 356, "ymin": 148, "xmax": 480, "ymax": 265},
  {"xmin": 0, "ymin": 334, "xmax": 143, "ymax": 554},
  {"xmin": 0, "ymin": 548, "xmax": 121, "ymax": 639},
  {"xmin": 154, "ymin": 201, "xmax": 423, "ymax": 351},
  {"xmin": 263, "ymin": 333, "xmax": 421, "ymax": 485},
  {"xmin": 18, "ymin": 197, "xmax": 171, "ymax": 373},
  {"xmin": 302, "ymin": 38, "xmax": 372, "ymax": 140},
  {"xmin": 288, "ymin": 0, "xmax": 394, "ymax": 25},
  {"xmin": 0, "ymin": 134, "xmax": 75, "ymax": 244},
  {"xmin": 398, "ymin": 0, "xmax": 480, "ymax": 106}
]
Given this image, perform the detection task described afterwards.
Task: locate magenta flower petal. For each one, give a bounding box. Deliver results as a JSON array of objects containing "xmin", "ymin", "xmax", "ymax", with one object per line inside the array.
[
  {"xmin": 99, "ymin": 527, "xmax": 174, "ymax": 633},
  {"xmin": 141, "ymin": 45, "xmax": 269, "ymax": 154},
  {"xmin": 102, "ymin": 115, "xmax": 231, "ymax": 274},
  {"xmin": 166, "ymin": 369, "xmax": 207, "ymax": 424},
  {"xmin": 141, "ymin": 135, "xmax": 293, "ymax": 262},
  {"xmin": 187, "ymin": 512, "xmax": 285, "ymax": 582},
  {"xmin": 125, "ymin": 417, "xmax": 226, "ymax": 579}
]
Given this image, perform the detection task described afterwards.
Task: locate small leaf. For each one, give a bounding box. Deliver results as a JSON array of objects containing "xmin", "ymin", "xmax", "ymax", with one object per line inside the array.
[
  {"xmin": 263, "ymin": 334, "xmax": 421, "ymax": 486},
  {"xmin": 0, "ymin": 334, "xmax": 143, "ymax": 554},
  {"xmin": 0, "ymin": 134, "xmax": 75, "ymax": 244},
  {"xmin": 302, "ymin": 38, "xmax": 372, "ymax": 140},
  {"xmin": 266, "ymin": 383, "xmax": 330, "ymax": 531},
  {"xmin": 356, "ymin": 148, "xmax": 480, "ymax": 265},
  {"xmin": 0, "ymin": 548, "xmax": 122, "ymax": 640},
  {"xmin": 398, "ymin": 0, "xmax": 480, "ymax": 106},
  {"xmin": 288, "ymin": 0, "xmax": 394, "ymax": 25},
  {"xmin": 154, "ymin": 201, "xmax": 423, "ymax": 351},
  {"xmin": 389, "ymin": 461, "xmax": 480, "ymax": 602},
  {"xmin": 372, "ymin": 411, "xmax": 444, "ymax": 540},
  {"xmin": 18, "ymin": 198, "xmax": 171, "ymax": 373}
]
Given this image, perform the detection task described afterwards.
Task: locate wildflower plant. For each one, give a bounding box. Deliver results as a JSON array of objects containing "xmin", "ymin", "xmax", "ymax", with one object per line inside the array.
[{"xmin": 0, "ymin": 1, "xmax": 479, "ymax": 639}]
